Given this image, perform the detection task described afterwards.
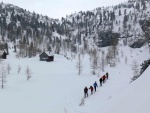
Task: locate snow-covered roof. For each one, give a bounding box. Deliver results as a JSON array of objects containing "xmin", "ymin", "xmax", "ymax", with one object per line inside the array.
[
  {"xmin": 39, "ymin": 51, "xmax": 54, "ymax": 57},
  {"xmin": 45, "ymin": 52, "xmax": 53, "ymax": 56}
]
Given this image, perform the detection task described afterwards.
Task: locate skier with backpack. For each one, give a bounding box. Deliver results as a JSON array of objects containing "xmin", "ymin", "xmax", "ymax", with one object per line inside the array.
[
  {"xmin": 89, "ymin": 86, "xmax": 93, "ymax": 95},
  {"xmin": 84, "ymin": 87, "xmax": 88, "ymax": 98},
  {"xmin": 93, "ymin": 81, "xmax": 98, "ymax": 92},
  {"xmin": 102, "ymin": 75, "xmax": 106, "ymax": 83},
  {"xmin": 99, "ymin": 77, "xmax": 103, "ymax": 86},
  {"xmin": 106, "ymin": 72, "xmax": 109, "ymax": 79}
]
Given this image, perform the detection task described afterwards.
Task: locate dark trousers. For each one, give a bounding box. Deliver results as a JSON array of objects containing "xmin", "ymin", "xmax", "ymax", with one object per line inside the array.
[
  {"xmin": 103, "ymin": 79, "xmax": 105, "ymax": 83},
  {"xmin": 84, "ymin": 92, "xmax": 88, "ymax": 98},
  {"xmin": 106, "ymin": 75, "xmax": 108, "ymax": 79},
  {"xmin": 91, "ymin": 90, "xmax": 93, "ymax": 94},
  {"xmin": 94, "ymin": 86, "xmax": 96, "ymax": 92},
  {"xmin": 100, "ymin": 81, "xmax": 102, "ymax": 86}
]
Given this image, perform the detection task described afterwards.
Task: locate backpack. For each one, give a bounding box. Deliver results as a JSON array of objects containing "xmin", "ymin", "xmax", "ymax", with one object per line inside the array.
[{"xmin": 90, "ymin": 86, "xmax": 93, "ymax": 90}]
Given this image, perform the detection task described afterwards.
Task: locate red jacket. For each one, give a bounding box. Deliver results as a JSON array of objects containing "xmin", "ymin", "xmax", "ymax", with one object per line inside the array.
[
  {"xmin": 102, "ymin": 75, "xmax": 106, "ymax": 79},
  {"xmin": 89, "ymin": 86, "xmax": 93, "ymax": 91}
]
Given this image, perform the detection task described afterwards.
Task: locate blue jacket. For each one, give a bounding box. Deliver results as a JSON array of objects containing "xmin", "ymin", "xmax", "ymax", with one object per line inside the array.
[{"xmin": 93, "ymin": 82, "xmax": 98, "ymax": 87}]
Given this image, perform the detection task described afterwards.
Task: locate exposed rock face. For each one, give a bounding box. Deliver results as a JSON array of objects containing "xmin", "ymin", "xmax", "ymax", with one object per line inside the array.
[
  {"xmin": 97, "ymin": 31, "xmax": 119, "ymax": 47},
  {"xmin": 130, "ymin": 39, "xmax": 146, "ymax": 48}
]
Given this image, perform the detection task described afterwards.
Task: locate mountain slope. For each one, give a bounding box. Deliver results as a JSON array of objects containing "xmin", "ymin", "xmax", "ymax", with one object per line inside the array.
[
  {"xmin": 0, "ymin": 41, "xmax": 149, "ymax": 113},
  {"xmin": 0, "ymin": 0, "xmax": 150, "ymax": 58},
  {"xmin": 101, "ymin": 65, "xmax": 150, "ymax": 113},
  {"xmin": 0, "ymin": 1, "xmax": 150, "ymax": 113},
  {"xmin": 71, "ymin": 44, "xmax": 150, "ymax": 113}
]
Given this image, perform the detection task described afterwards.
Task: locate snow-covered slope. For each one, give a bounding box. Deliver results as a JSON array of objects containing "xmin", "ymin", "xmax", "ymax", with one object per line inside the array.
[
  {"xmin": 1, "ymin": 0, "xmax": 150, "ymax": 56},
  {"xmin": 73, "ymin": 45, "xmax": 150, "ymax": 113},
  {"xmin": 101, "ymin": 65, "xmax": 150, "ymax": 113},
  {"xmin": 0, "ymin": 43, "xmax": 149, "ymax": 113},
  {"xmin": 0, "ymin": 48, "xmax": 98, "ymax": 113}
]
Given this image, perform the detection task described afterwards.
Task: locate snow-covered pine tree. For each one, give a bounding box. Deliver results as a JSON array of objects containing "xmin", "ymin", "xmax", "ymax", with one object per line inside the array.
[{"xmin": 140, "ymin": 59, "xmax": 150, "ymax": 75}]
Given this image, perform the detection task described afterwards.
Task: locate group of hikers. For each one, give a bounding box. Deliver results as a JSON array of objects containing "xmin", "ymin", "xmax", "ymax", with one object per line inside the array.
[{"xmin": 84, "ymin": 72, "xmax": 109, "ymax": 98}]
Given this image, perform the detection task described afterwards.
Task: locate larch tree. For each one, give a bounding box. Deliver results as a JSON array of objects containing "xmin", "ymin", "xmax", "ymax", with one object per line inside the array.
[
  {"xmin": 106, "ymin": 47, "xmax": 116, "ymax": 67},
  {"xmin": 125, "ymin": 56, "xmax": 128, "ymax": 65},
  {"xmin": 97, "ymin": 53, "xmax": 102, "ymax": 77},
  {"xmin": 91, "ymin": 49, "xmax": 98, "ymax": 75},
  {"xmin": 18, "ymin": 65, "xmax": 21, "ymax": 74},
  {"xmin": 111, "ymin": 37, "xmax": 118, "ymax": 58},
  {"xmin": 131, "ymin": 60, "xmax": 139, "ymax": 77},
  {"xmin": 0, "ymin": 65, "xmax": 7, "ymax": 89},
  {"xmin": 76, "ymin": 54, "xmax": 83, "ymax": 75},
  {"xmin": 121, "ymin": 49, "xmax": 124, "ymax": 58},
  {"xmin": 131, "ymin": 60, "xmax": 139, "ymax": 82},
  {"xmin": 6, "ymin": 63, "xmax": 11, "ymax": 74},
  {"xmin": 101, "ymin": 50, "xmax": 105, "ymax": 72},
  {"xmin": 25, "ymin": 66, "xmax": 32, "ymax": 81}
]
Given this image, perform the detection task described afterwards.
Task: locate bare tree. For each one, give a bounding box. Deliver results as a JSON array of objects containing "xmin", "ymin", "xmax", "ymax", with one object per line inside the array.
[
  {"xmin": 25, "ymin": 66, "xmax": 32, "ymax": 81},
  {"xmin": 91, "ymin": 49, "xmax": 98, "ymax": 75},
  {"xmin": 106, "ymin": 47, "xmax": 112, "ymax": 65},
  {"xmin": 80, "ymin": 48, "xmax": 85, "ymax": 58},
  {"xmin": 6, "ymin": 63, "xmax": 11, "ymax": 74},
  {"xmin": 131, "ymin": 60, "xmax": 139, "ymax": 76},
  {"xmin": 18, "ymin": 65, "xmax": 21, "ymax": 74},
  {"xmin": 106, "ymin": 47, "xmax": 117, "ymax": 67},
  {"xmin": 106, "ymin": 55, "xmax": 110, "ymax": 66},
  {"xmin": 121, "ymin": 49, "xmax": 124, "ymax": 58},
  {"xmin": 131, "ymin": 60, "xmax": 139, "ymax": 82},
  {"xmin": 116, "ymin": 55, "xmax": 120, "ymax": 63},
  {"xmin": 88, "ymin": 49, "xmax": 93, "ymax": 62},
  {"xmin": 125, "ymin": 56, "xmax": 128, "ymax": 65},
  {"xmin": 101, "ymin": 50, "xmax": 105, "ymax": 72},
  {"xmin": 15, "ymin": 52, "xmax": 20, "ymax": 58},
  {"xmin": 55, "ymin": 42, "xmax": 61, "ymax": 54},
  {"xmin": 111, "ymin": 37, "xmax": 118, "ymax": 58},
  {"xmin": 76, "ymin": 54, "xmax": 83, "ymax": 75},
  {"xmin": 62, "ymin": 40, "xmax": 67, "ymax": 54},
  {"xmin": 14, "ymin": 44, "xmax": 17, "ymax": 53},
  {"xmin": 97, "ymin": 55, "xmax": 102, "ymax": 77},
  {"xmin": 0, "ymin": 65, "xmax": 7, "ymax": 89}
]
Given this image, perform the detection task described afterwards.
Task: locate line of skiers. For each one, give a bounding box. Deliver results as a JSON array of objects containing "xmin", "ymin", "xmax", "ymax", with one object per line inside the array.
[{"xmin": 84, "ymin": 72, "xmax": 109, "ymax": 98}]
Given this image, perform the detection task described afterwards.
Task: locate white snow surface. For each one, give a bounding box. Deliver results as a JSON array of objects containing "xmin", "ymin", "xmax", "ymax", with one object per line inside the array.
[
  {"xmin": 0, "ymin": 44, "xmax": 150, "ymax": 113},
  {"xmin": 101, "ymin": 66, "xmax": 150, "ymax": 113}
]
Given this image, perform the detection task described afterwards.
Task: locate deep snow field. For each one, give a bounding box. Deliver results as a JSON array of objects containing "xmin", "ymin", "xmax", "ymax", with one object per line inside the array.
[{"xmin": 0, "ymin": 43, "xmax": 150, "ymax": 113}]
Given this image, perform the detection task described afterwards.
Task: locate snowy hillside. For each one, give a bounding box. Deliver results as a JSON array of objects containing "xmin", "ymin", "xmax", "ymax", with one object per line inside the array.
[
  {"xmin": 101, "ymin": 64, "xmax": 150, "ymax": 113},
  {"xmin": 0, "ymin": 0, "xmax": 150, "ymax": 113},
  {"xmin": 0, "ymin": 42, "xmax": 150, "ymax": 113},
  {"xmin": 0, "ymin": 0, "xmax": 150, "ymax": 59}
]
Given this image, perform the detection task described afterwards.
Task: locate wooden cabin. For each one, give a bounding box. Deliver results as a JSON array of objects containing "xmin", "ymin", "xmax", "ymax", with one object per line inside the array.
[
  {"xmin": 0, "ymin": 50, "xmax": 7, "ymax": 59},
  {"xmin": 39, "ymin": 52, "xmax": 54, "ymax": 62}
]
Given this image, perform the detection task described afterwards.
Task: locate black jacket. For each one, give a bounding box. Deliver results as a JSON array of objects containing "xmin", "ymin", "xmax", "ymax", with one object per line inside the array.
[
  {"xmin": 99, "ymin": 78, "xmax": 103, "ymax": 82},
  {"xmin": 84, "ymin": 87, "xmax": 88, "ymax": 93}
]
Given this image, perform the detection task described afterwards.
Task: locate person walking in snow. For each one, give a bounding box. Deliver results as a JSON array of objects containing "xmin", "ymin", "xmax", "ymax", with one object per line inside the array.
[
  {"xmin": 102, "ymin": 75, "xmax": 106, "ymax": 83},
  {"xmin": 93, "ymin": 81, "xmax": 98, "ymax": 92},
  {"xmin": 84, "ymin": 87, "xmax": 88, "ymax": 98},
  {"xmin": 89, "ymin": 86, "xmax": 93, "ymax": 95},
  {"xmin": 106, "ymin": 72, "xmax": 109, "ymax": 79},
  {"xmin": 99, "ymin": 77, "xmax": 103, "ymax": 86}
]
